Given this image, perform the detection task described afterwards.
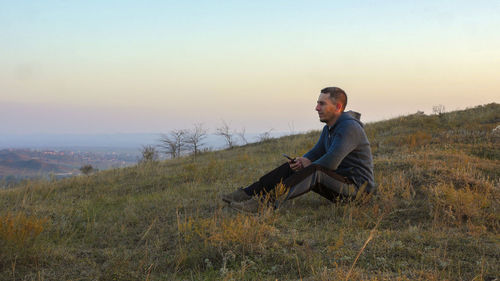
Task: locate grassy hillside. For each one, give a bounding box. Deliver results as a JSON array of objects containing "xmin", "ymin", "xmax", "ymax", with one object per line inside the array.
[{"xmin": 1, "ymin": 103, "xmax": 499, "ymax": 280}]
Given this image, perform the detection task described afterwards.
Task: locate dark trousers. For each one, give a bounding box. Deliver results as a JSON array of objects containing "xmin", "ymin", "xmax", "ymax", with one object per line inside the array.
[{"xmin": 243, "ymin": 163, "xmax": 357, "ymax": 202}]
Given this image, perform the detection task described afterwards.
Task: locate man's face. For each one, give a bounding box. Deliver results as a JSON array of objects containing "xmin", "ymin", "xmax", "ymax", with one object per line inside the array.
[{"xmin": 315, "ymin": 93, "xmax": 341, "ymax": 126}]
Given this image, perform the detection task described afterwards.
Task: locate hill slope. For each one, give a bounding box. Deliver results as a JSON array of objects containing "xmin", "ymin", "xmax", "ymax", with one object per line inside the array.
[{"xmin": 1, "ymin": 103, "xmax": 499, "ymax": 280}]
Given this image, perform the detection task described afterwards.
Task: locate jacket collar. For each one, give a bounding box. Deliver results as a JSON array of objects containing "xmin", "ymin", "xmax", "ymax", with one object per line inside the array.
[{"xmin": 327, "ymin": 110, "xmax": 363, "ymax": 132}]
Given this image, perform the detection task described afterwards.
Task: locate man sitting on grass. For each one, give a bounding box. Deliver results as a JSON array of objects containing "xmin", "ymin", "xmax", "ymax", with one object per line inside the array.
[{"xmin": 222, "ymin": 87, "xmax": 375, "ymax": 212}]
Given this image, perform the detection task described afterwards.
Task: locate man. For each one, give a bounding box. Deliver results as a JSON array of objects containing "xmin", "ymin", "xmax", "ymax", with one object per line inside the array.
[{"xmin": 222, "ymin": 87, "xmax": 375, "ymax": 212}]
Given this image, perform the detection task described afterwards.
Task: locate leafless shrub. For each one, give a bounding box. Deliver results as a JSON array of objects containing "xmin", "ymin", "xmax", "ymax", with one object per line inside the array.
[
  {"xmin": 287, "ymin": 121, "xmax": 295, "ymax": 135},
  {"xmin": 237, "ymin": 127, "xmax": 248, "ymax": 145},
  {"xmin": 216, "ymin": 120, "xmax": 235, "ymax": 149},
  {"xmin": 139, "ymin": 145, "xmax": 159, "ymax": 163},
  {"xmin": 79, "ymin": 164, "xmax": 94, "ymax": 176},
  {"xmin": 185, "ymin": 123, "xmax": 207, "ymax": 160},
  {"xmin": 159, "ymin": 130, "xmax": 186, "ymax": 159},
  {"xmin": 432, "ymin": 104, "xmax": 445, "ymax": 115},
  {"xmin": 258, "ymin": 128, "xmax": 274, "ymax": 142}
]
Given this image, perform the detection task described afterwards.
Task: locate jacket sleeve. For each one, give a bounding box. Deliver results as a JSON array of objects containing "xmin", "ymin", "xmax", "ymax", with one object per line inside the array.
[
  {"xmin": 303, "ymin": 127, "xmax": 326, "ymax": 162},
  {"xmin": 313, "ymin": 121, "xmax": 361, "ymax": 170}
]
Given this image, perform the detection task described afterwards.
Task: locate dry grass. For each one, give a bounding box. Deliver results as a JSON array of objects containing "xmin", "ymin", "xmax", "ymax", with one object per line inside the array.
[
  {"xmin": 0, "ymin": 212, "xmax": 48, "ymax": 275},
  {"xmin": 0, "ymin": 103, "xmax": 498, "ymax": 280},
  {"xmin": 427, "ymin": 182, "xmax": 498, "ymax": 231},
  {"xmin": 177, "ymin": 206, "xmax": 279, "ymax": 254}
]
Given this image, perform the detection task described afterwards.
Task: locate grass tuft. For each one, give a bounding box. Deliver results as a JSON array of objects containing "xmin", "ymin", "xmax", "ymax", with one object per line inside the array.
[{"xmin": 0, "ymin": 212, "xmax": 48, "ymax": 273}]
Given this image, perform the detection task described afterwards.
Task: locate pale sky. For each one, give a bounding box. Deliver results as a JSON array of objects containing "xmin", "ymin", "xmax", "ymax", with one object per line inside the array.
[{"xmin": 1, "ymin": 0, "xmax": 499, "ymax": 134}]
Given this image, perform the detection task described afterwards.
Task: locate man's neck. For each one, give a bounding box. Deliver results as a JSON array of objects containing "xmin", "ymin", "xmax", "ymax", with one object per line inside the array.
[{"xmin": 326, "ymin": 115, "xmax": 340, "ymax": 128}]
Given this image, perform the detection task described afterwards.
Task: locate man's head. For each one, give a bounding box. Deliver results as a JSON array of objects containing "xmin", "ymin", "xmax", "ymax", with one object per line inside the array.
[
  {"xmin": 315, "ymin": 87, "xmax": 347, "ymax": 126},
  {"xmin": 320, "ymin": 87, "xmax": 347, "ymax": 111}
]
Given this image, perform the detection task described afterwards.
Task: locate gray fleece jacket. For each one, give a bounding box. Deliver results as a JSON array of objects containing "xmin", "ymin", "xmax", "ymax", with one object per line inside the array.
[{"xmin": 303, "ymin": 111, "xmax": 376, "ymax": 193}]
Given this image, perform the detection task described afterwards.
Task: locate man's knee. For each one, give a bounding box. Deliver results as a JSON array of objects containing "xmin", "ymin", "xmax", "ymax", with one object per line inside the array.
[{"xmin": 314, "ymin": 168, "xmax": 357, "ymax": 197}]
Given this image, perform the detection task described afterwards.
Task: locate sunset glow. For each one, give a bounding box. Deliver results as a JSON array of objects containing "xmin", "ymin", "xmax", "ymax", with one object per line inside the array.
[{"xmin": 1, "ymin": 1, "xmax": 499, "ymax": 134}]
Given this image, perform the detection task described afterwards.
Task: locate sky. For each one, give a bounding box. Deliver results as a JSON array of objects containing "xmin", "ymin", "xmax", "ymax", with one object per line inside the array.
[{"xmin": 1, "ymin": 0, "xmax": 499, "ymax": 135}]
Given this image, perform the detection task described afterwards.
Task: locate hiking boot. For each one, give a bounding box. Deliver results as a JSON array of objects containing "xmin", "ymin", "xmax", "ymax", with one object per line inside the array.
[
  {"xmin": 229, "ymin": 197, "xmax": 260, "ymax": 213},
  {"xmin": 221, "ymin": 188, "xmax": 251, "ymax": 203}
]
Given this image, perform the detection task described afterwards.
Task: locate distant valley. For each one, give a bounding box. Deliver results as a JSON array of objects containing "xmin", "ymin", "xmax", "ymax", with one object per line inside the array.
[
  {"xmin": 0, "ymin": 132, "xmax": 290, "ymax": 186},
  {"xmin": 0, "ymin": 148, "xmax": 139, "ymax": 184}
]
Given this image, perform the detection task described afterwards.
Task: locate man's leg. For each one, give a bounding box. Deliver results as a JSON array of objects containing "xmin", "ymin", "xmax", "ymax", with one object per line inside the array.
[
  {"xmin": 282, "ymin": 164, "xmax": 357, "ymax": 202},
  {"xmin": 222, "ymin": 163, "xmax": 294, "ymax": 203},
  {"xmin": 243, "ymin": 162, "xmax": 294, "ymax": 196},
  {"xmin": 228, "ymin": 164, "xmax": 358, "ymax": 212}
]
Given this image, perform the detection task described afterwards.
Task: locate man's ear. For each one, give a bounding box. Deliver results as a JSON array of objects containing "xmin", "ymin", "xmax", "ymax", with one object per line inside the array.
[{"xmin": 335, "ymin": 102, "xmax": 343, "ymax": 112}]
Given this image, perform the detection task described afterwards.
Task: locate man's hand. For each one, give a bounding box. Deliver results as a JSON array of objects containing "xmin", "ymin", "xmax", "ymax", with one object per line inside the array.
[{"xmin": 289, "ymin": 157, "xmax": 312, "ymax": 172}]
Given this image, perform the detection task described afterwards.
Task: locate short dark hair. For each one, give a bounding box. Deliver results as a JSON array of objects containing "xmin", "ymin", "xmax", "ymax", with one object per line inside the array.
[{"xmin": 320, "ymin": 87, "xmax": 347, "ymax": 111}]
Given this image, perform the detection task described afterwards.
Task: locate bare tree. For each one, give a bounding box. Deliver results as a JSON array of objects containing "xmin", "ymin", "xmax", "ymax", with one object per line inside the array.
[
  {"xmin": 432, "ymin": 104, "xmax": 445, "ymax": 115},
  {"xmin": 159, "ymin": 130, "xmax": 186, "ymax": 158},
  {"xmin": 185, "ymin": 123, "xmax": 207, "ymax": 160},
  {"xmin": 216, "ymin": 120, "xmax": 235, "ymax": 149},
  {"xmin": 159, "ymin": 135, "xmax": 176, "ymax": 159},
  {"xmin": 139, "ymin": 145, "xmax": 159, "ymax": 164},
  {"xmin": 258, "ymin": 128, "xmax": 274, "ymax": 142},
  {"xmin": 237, "ymin": 127, "xmax": 248, "ymax": 145},
  {"xmin": 287, "ymin": 121, "xmax": 296, "ymax": 135}
]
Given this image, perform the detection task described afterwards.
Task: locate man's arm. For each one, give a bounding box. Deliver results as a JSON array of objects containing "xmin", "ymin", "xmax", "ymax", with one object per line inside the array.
[
  {"xmin": 313, "ymin": 121, "xmax": 362, "ymax": 170},
  {"xmin": 302, "ymin": 126, "xmax": 327, "ymax": 162},
  {"xmin": 289, "ymin": 127, "xmax": 327, "ymax": 172}
]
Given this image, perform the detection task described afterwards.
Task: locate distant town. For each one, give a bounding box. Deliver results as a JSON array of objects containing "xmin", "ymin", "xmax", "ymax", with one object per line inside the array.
[
  {"xmin": 0, "ymin": 131, "xmax": 291, "ymax": 187},
  {"xmin": 0, "ymin": 148, "xmax": 140, "ymax": 186}
]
